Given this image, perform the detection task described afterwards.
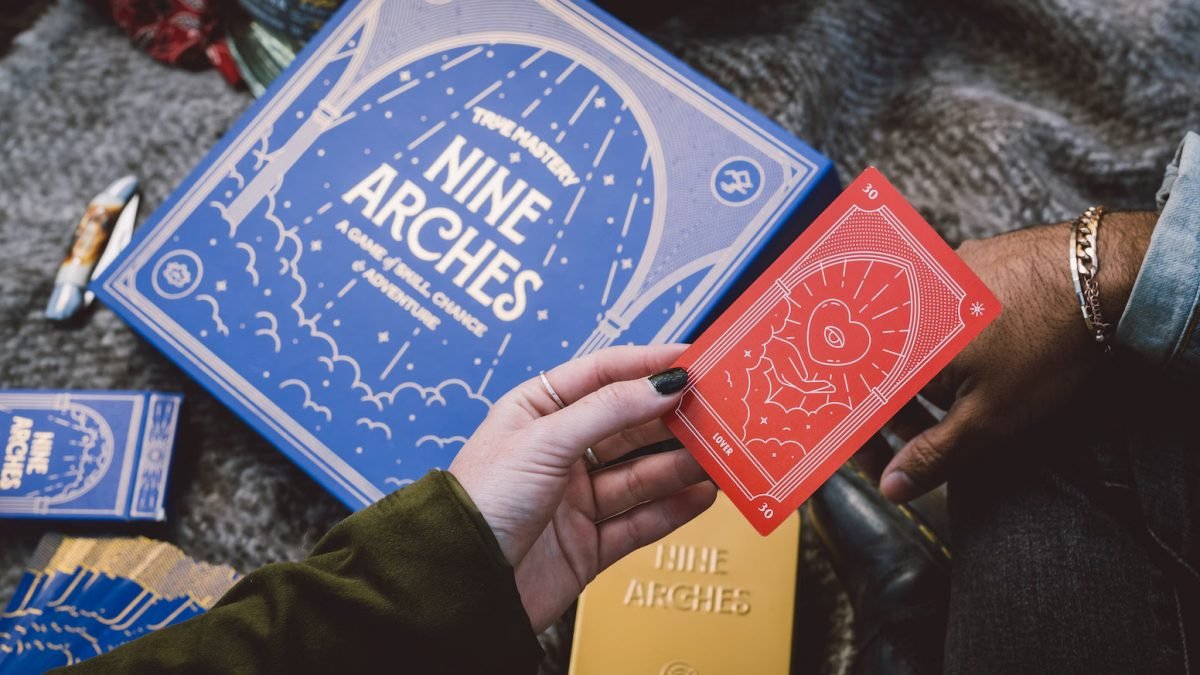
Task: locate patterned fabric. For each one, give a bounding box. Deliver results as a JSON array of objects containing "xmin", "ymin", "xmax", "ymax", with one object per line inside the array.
[{"xmin": 0, "ymin": 1, "xmax": 1197, "ymax": 672}]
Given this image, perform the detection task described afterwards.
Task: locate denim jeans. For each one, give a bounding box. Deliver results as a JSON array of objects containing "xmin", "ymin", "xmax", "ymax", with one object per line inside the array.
[{"xmin": 944, "ymin": 357, "xmax": 1198, "ymax": 673}]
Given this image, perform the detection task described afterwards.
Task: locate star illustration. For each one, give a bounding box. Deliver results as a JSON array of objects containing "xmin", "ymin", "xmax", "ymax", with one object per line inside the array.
[
  {"xmin": 620, "ymin": 258, "xmax": 632, "ymax": 269},
  {"xmin": 759, "ymin": 416, "xmax": 768, "ymax": 425},
  {"xmin": 399, "ymin": 70, "xmax": 412, "ymax": 82},
  {"xmin": 602, "ymin": 174, "xmax": 614, "ymax": 186},
  {"xmin": 509, "ymin": 152, "xmax": 521, "ymax": 163},
  {"xmin": 743, "ymin": 349, "xmax": 752, "ymax": 358},
  {"xmin": 377, "ymin": 331, "xmax": 390, "ymax": 343},
  {"xmin": 536, "ymin": 309, "xmax": 549, "ymax": 321},
  {"xmin": 215, "ymin": 280, "xmax": 227, "ymax": 292},
  {"xmin": 969, "ymin": 301, "xmax": 986, "ymax": 317},
  {"xmin": 594, "ymin": 97, "xmax": 606, "ymax": 108},
  {"xmin": 310, "ymin": 240, "xmax": 323, "ymax": 252}
]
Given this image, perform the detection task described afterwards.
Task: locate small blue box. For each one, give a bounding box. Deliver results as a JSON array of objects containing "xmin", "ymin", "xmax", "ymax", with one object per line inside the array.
[
  {"xmin": 0, "ymin": 391, "xmax": 181, "ymax": 521},
  {"xmin": 96, "ymin": 0, "xmax": 839, "ymax": 509}
]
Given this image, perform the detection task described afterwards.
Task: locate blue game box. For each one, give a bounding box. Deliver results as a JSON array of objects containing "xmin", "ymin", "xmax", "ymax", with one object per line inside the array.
[
  {"xmin": 96, "ymin": 0, "xmax": 839, "ymax": 509},
  {"xmin": 0, "ymin": 391, "xmax": 181, "ymax": 521}
]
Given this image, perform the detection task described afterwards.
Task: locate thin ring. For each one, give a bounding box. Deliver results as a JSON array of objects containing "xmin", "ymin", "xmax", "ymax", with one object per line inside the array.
[
  {"xmin": 539, "ymin": 370, "xmax": 567, "ymax": 410},
  {"xmin": 539, "ymin": 370, "xmax": 601, "ymax": 469}
]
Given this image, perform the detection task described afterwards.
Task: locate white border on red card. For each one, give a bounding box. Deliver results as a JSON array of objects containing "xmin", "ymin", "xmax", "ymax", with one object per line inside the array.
[{"xmin": 671, "ymin": 203, "xmax": 967, "ymax": 503}]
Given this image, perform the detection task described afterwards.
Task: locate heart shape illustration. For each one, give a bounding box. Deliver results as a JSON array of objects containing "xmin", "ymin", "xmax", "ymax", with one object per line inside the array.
[{"xmin": 806, "ymin": 299, "xmax": 871, "ymax": 366}]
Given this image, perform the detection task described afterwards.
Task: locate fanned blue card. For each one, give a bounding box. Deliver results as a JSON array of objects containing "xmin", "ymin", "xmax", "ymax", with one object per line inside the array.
[
  {"xmin": 96, "ymin": 0, "xmax": 838, "ymax": 508},
  {"xmin": 0, "ymin": 535, "xmax": 239, "ymax": 669},
  {"xmin": 0, "ymin": 391, "xmax": 180, "ymax": 521}
]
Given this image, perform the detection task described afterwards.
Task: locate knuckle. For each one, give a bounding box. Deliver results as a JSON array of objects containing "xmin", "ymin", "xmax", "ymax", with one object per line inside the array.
[
  {"xmin": 503, "ymin": 376, "xmax": 555, "ymax": 416},
  {"xmin": 585, "ymin": 353, "xmax": 608, "ymax": 389},
  {"xmin": 596, "ymin": 345, "xmax": 640, "ymax": 383},
  {"xmin": 905, "ymin": 435, "xmax": 948, "ymax": 476},
  {"xmin": 503, "ymin": 380, "xmax": 538, "ymax": 408},
  {"xmin": 616, "ymin": 427, "xmax": 643, "ymax": 454},
  {"xmin": 594, "ymin": 382, "xmax": 634, "ymax": 414},
  {"xmin": 623, "ymin": 464, "xmax": 647, "ymax": 500},
  {"xmin": 656, "ymin": 500, "xmax": 682, "ymax": 532},
  {"xmin": 523, "ymin": 424, "xmax": 576, "ymax": 467},
  {"xmin": 622, "ymin": 514, "xmax": 645, "ymax": 547},
  {"xmin": 588, "ymin": 345, "xmax": 624, "ymax": 373}
]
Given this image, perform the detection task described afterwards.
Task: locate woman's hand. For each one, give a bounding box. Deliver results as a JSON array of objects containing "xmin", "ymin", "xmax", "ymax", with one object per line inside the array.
[
  {"xmin": 449, "ymin": 344, "xmax": 716, "ymax": 633},
  {"xmin": 879, "ymin": 213, "xmax": 1156, "ymax": 503}
]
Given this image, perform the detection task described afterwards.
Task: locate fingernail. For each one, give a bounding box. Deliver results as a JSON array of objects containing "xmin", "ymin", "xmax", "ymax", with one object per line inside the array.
[
  {"xmin": 880, "ymin": 470, "xmax": 918, "ymax": 503},
  {"xmin": 648, "ymin": 367, "xmax": 688, "ymax": 395}
]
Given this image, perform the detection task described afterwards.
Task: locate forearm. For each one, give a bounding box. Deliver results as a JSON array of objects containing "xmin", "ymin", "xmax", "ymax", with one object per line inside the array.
[
  {"xmin": 948, "ymin": 213, "xmax": 1154, "ymax": 388},
  {"xmin": 1093, "ymin": 211, "xmax": 1157, "ymax": 326},
  {"xmin": 58, "ymin": 471, "xmax": 543, "ymax": 674}
]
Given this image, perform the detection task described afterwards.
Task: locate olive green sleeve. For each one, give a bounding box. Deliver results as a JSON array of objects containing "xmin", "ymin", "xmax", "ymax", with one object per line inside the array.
[{"xmin": 58, "ymin": 471, "xmax": 544, "ymax": 674}]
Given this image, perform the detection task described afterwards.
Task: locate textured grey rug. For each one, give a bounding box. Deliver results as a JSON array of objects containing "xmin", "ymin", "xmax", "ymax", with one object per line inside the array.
[{"xmin": 1, "ymin": 0, "xmax": 1197, "ymax": 673}]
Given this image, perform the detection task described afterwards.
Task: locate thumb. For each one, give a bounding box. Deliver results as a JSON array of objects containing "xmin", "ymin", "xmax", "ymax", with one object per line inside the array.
[{"xmin": 880, "ymin": 395, "xmax": 986, "ymax": 503}]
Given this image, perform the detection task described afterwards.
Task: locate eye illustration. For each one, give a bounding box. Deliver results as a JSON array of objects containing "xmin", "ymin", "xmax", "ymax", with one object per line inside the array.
[{"xmin": 823, "ymin": 325, "xmax": 846, "ymax": 349}]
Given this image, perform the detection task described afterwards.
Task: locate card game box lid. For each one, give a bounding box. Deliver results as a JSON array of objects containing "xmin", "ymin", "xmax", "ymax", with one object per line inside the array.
[
  {"xmin": 95, "ymin": 0, "xmax": 838, "ymax": 509},
  {"xmin": 569, "ymin": 492, "xmax": 801, "ymax": 674}
]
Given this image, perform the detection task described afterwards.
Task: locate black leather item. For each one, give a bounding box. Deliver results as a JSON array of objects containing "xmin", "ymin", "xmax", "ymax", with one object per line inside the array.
[{"xmin": 809, "ymin": 465, "xmax": 951, "ymax": 675}]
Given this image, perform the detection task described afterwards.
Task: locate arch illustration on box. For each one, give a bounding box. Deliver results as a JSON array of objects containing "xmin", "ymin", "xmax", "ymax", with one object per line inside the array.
[
  {"xmin": 96, "ymin": 0, "xmax": 830, "ymax": 509},
  {"xmin": 0, "ymin": 392, "xmax": 145, "ymax": 517}
]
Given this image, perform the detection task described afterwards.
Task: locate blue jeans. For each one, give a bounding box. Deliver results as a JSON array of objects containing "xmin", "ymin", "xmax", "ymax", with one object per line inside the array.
[{"xmin": 945, "ymin": 358, "xmax": 1198, "ymax": 673}]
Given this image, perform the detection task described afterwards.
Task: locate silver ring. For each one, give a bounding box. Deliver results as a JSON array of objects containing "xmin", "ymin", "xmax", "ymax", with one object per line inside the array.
[
  {"xmin": 583, "ymin": 447, "xmax": 601, "ymax": 468},
  {"xmin": 540, "ymin": 371, "xmax": 601, "ymax": 468},
  {"xmin": 539, "ymin": 370, "xmax": 567, "ymax": 410}
]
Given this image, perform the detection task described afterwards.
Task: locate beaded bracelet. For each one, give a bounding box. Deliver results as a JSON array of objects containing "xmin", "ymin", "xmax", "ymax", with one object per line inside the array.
[{"xmin": 1069, "ymin": 206, "xmax": 1112, "ymax": 351}]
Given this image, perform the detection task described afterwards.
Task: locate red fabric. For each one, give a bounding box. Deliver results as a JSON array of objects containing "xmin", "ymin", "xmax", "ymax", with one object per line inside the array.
[
  {"xmin": 97, "ymin": 0, "xmax": 242, "ymax": 85},
  {"xmin": 206, "ymin": 39, "xmax": 241, "ymax": 86}
]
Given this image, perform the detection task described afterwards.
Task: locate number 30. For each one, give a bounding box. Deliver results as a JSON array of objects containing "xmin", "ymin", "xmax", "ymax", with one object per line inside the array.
[
  {"xmin": 758, "ymin": 502, "xmax": 774, "ymax": 519},
  {"xmin": 863, "ymin": 183, "xmax": 879, "ymax": 200}
]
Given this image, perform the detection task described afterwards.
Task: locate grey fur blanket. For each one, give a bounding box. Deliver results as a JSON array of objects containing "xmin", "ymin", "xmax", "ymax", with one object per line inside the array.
[{"xmin": 1, "ymin": 1, "xmax": 1196, "ymax": 672}]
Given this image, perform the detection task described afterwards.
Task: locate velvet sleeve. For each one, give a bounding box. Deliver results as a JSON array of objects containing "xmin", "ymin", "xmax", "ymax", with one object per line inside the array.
[{"xmin": 58, "ymin": 471, "xmax": 544, "ymax": 674}]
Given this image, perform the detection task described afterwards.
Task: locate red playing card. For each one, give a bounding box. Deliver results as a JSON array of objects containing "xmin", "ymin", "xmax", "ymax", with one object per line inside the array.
[{"xmin": 665, "ymin": 168, "xmax": 1000, "ymax": 535}]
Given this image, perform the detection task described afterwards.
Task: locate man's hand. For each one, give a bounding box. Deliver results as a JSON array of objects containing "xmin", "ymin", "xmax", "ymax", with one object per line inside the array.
[
  {"xmin": 879, "ymin": 212, "xmax": 1157, "ymax": 503},
  {"xmin": 449, "ymin": 344, "xmax": 716, "ymax": 633}
]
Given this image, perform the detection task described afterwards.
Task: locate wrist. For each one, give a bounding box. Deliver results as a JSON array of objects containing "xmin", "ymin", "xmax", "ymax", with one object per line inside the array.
[
  {"xmin": 444, "ymin": 469, "xmax": 521, "ymax": 567},
  {"xmin": 1091, "ymin": 211, "xmax": 1157, "ymax": 326}
]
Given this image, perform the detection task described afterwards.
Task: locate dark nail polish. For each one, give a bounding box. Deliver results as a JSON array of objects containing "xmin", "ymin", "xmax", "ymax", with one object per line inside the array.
[{"xmin": 648, "ymin": 367, "xmax": 688, "ymax": 395}]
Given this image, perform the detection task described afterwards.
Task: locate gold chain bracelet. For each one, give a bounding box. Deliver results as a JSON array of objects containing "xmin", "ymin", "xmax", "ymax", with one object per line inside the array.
[{"xmin": 1069, "ymin": 205, "xmax": 1112, "ymax": 351}]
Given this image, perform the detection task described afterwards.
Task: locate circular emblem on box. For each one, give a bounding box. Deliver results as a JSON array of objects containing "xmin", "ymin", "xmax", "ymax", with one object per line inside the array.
[
  {"xmin": 659, "ymin": 660, "xmax": 699, "ymax": 675},
  {"xmin": 711, "ymin": 156, "xmax": 764, "ymax": 207},
  {"xmin": 151, "ymin": 249, "xmax": 204, "ymax": 299}
]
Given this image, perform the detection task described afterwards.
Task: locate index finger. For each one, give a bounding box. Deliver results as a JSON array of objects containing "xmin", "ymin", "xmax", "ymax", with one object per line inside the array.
[
  {"xmin": 531, "ymin": 367, "xmax": 687, "ymax": 459},
  {"xmin": 508, "ymin": 344, "xmax": 688, "ymax": 415}
]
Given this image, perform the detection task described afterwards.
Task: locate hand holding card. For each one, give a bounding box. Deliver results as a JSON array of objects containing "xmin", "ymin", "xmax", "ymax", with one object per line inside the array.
[{"xmin": 665, "ymin": 168, "xmax": 1000, "ymax": 535}]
